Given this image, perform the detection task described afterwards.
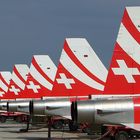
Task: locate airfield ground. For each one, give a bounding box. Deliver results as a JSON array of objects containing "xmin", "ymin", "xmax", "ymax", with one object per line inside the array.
[
  {"xmin": 0, "ymin": 121, "xmax": 103, "ymax": 140},
  {"xmin": 0, "ymin": 121, "xmax": 139, "ymax": 140}
]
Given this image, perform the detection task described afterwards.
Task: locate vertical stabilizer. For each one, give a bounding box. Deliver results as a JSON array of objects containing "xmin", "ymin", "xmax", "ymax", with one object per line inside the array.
[
  {"xmin": 52, "ymin": 38, "xmax": 108, "ymax": 96},
  {"xmin": 21, "ymin": 55, "xmax": 57, "ymax": 98},
  {"xmin": 0, "ymin": 72, "xmax": 11, "ymax": 97},
  {"xmin": 2, "ymin": 64, "xmax": 29, "ymax": 99},
  {"xmin": 105, "ymin": 7, "xmax": 140, "ymax": 94}
]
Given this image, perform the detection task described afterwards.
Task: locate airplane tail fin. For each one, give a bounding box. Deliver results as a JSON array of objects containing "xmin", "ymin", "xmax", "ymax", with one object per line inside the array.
[
  {"xmin": 22, "ymin": 55, "xmax": 57, "ymax": 98},
  {"xmin": 2, "ymin": 64, "xmax": 29, "ymax": 99},
  {"xmin": 52, "ymin": 38, "xmax": 108, "ymax": 96},
  {"xmin": 105, "ymin": 7, "xmax": 140, "ymax": 94},
  {"xmin": 0, "ymin": 72, "xmax": 11, "ymax": 97}
]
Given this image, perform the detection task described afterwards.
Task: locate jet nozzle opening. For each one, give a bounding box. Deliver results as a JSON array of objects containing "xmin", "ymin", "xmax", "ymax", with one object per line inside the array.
[
  {"xmin": 29, "ymin": 100, "xmax": 33, "ymax": 115},
  {"xmin": 88, "ymin": 95, "xmax": 92, "ymax": 99},
  {"xmin": 7, "ymin": 102, "xmax": 9, "ymax": 112},
  {"xmin": 71, "ymin": 101, "xmax": 77, "ymax": 122}
]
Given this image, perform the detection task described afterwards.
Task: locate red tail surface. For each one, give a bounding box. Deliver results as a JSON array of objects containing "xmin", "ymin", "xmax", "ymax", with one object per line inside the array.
[
  {"xmin": 52, "ymin": 38, "xmax": 108, "ymax": 96},
  {"xmin": 1, "ymin": 65, "xmax": 29, "ymax": 99},
  {"xmin": 0, "ymin": 72, "xmax": 11, "ymax": 97},
  {"xmin": 105, "ymin": 7, "xmax": 140, "ymax": 94},
  {"xmin": 19, "ymin": 55, "xmax": 57, "ymax": 99}
]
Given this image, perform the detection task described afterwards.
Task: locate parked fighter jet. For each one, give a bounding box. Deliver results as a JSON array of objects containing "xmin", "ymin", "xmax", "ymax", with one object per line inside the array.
[
  {"xmin": 0, "ymin": 55, "xmax": 57, "ymax": 113},
  {"xmin": 1, "ymin": 38, "xmax": 108, "ymax": 120},
  {"xmin": 0, "ymin": 65, "xmax": 29, "ymax": 109},
  {"xmin": 28, "ymin": 38, "xmax": 108, "ymax": 118},
  {"xmin": 1, "ymin": 6, "xmax": 140, "ymax": 139},
  {"xmin": 0, "ymin": 71, "xmax": 11, "ymax": 112},
  {"xmin": 72, "ymin": 7, "xmax": 140, "ymax": 134}
]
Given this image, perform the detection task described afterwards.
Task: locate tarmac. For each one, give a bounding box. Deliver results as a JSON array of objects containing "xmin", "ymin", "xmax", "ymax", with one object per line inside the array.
[
  {"xmin": 0, "ymin": 121, "xmax": 139, "ymax": 140},
  {"xmin": 0, "ymin": 121, "xmax": 103, "ymax": 140}
]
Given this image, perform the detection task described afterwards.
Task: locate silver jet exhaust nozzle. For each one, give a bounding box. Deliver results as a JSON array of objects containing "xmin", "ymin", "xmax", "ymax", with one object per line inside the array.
[
  {"xmin": 33, "ymin": 98, "xmax": 72, "ymax": 119},
  {"xmin": 0, "ymin": 101, "xmax": 8, "ymax": 111},
  {"xmin": 72, "ymin": 99, "xmax": 134, "ymax": 125},
  {"xmin": 71, "ymin": 100, "xmax": 94, "ymax": 124},
  {"xmin": 8, "ymin": 100, "xmax": 30, "ymax": 114}
]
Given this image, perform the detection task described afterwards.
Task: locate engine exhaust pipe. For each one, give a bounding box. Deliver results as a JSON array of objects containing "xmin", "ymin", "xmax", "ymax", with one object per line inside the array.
[
  {"xmin": 0, "ymin": 101, "xmax": 8, "ymax": 111},
  {"xmin": 8, "ymin": 100, "xmax": 31, "ymax": 114},
  {"xmin": 72, "ymin": 99, "xmax": 134, "ymax": 125},
  {"xmin": 33, "ymin": 98, "xmax": 71, "ymax": 119},
  {"xmin": 71, "ymin": 101, "xmax": 77, "ymax": 122}
]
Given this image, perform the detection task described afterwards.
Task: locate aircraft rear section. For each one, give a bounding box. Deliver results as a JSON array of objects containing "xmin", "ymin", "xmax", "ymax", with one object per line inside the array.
[
  {"xmin": 0, "ymin": 6, "xmax": 140, "ymax": 140},
  {"xmin": 72, "ymin": 98, "xmax": 134, "ymax": 124},
  {"xmin": 72, "ymin": 98, "xmax": 140, "ymax": 139},
  {"xmin": 8, "ymin": 100, "xmax": 30, "ymax": 114},
  {"xmin": 33, "ymin": 99, "xmax": 71, "ymax": 118},
  {"xmin": 5, "ymin": 98, "xmax": 71, "ymax": 118}
]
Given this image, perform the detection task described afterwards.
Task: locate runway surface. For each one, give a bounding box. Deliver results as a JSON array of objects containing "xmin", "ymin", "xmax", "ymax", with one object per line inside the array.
[
  {"xmin": 0, "ymin": 122, "xmax": 139, "ymax": 140},
  {"xmin": 0, "ymin": 123, "xmax": 103, "ymax": 140}
]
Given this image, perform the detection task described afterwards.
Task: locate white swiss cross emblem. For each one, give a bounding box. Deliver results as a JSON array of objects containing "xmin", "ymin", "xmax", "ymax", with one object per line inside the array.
[
  {"xmin": 9, "ymin": 85, "xmax": 20, "ymax": 95},
  {"xmin": 112, "ymin": 60, "xmax": 140, "ymax": 83},
  {"xmin": 56, "ymin": 73, "xmax": 75, "ymax": 89},
  {"xmin": 27, "ymin": 81, "xmax": 41, "ymax": 93}
]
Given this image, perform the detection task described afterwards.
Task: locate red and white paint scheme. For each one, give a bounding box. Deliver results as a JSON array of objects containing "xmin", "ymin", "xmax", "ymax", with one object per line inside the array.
[
  {"xmin": 1, "ymin": 56, "xmax": 57, "ymax": 99},
  {"xmin": 0, "ymin": 72, "xmax": 11, "ymax": 97},
  {"xmin": 75, "ymin": 7, "xmax": 140, "ymax": 133},
  {"xmin": 1, "ymin": 65, "xmax": 29, "ymax": 99},
  {"xmin": 104, "ymin": 7, "xmax": 140, "ymax": 94},
  {"xmin": 51, "ymin": 38, "xmax": 108, "ymax": 97},
  {"xmin": 19, "ymin": 55, "xmax": 57, "ymax": 98}
]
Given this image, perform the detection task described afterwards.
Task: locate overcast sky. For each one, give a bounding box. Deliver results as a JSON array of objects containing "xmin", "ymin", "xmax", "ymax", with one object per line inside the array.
[{"xmin": 0, "ymin": 0, "xmax": 140, "ymax": 71}]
